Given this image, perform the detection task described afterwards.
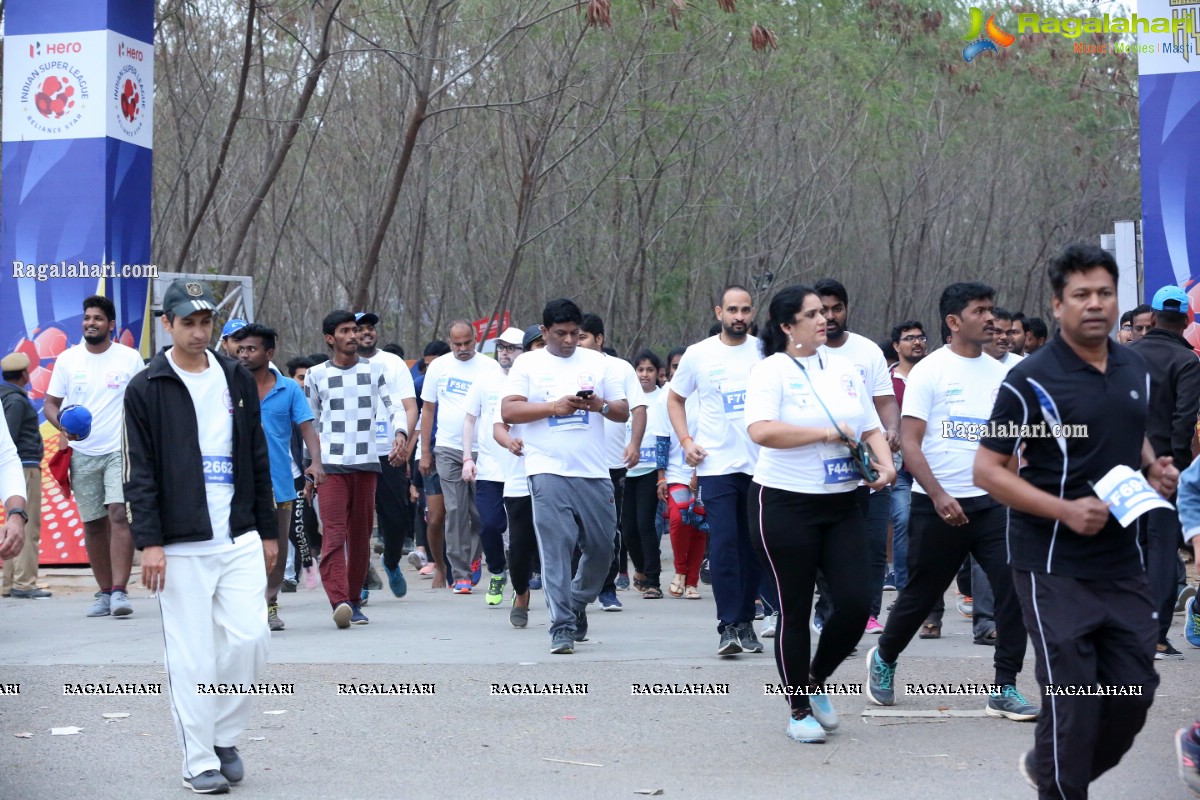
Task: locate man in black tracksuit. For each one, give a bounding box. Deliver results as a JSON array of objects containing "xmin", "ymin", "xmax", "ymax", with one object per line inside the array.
[
  {"xmin": 975, "ymin": 245, "xmax": 1178, "ymax": 800},
  {"xmin": 1129, "ymin": 285, "xmax": 1200, "ymax": 657},
  {"xmin": 124, "ymin": 280, "xmax": 277, "ymax": 795}
]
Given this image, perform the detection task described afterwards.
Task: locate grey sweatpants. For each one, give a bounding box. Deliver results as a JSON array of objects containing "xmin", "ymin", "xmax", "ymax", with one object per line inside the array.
[
  {"xmin": 435, "ymin": 446, "xmax": 480, "ymax": 581},
  {"xmin": 529, "ymin": 474, "xmax": 617, "ymax": 637}
]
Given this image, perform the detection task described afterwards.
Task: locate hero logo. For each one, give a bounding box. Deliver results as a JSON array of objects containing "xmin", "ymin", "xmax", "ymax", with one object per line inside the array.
[
  {"xmin": 28, "ymin": 41, "xmax": 83, "ymax": 57},
  {"xmin": 117, "ymin": 42, "xmax": 146, "ymax": 62}
]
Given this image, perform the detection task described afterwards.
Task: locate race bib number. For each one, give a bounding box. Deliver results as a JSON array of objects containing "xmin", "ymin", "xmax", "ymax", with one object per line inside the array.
[
  {"xmin": 374, "ymin": 420, "xmax": 389, "ymax": 445},
  {"xmin": 721, "ymin": 389, "xmax": 746, "ymax": 417},
  {"xmin": 823, "ymin": 456, "xmax": 858, "ymax": 485},
  {"xmin": 639, "ymin": 446, "xmax": 656, "ymax": 465},
  {"xmin": 1092, "ymin": 464, "xmax": 1173, "ymax": 528},
  {"xmin": 202, "ymin": 456, "xmax": 234, "ymax": 485},
  {"xmin": 548, "ymin": 408, "xmax": 589, "ymax": 431}
]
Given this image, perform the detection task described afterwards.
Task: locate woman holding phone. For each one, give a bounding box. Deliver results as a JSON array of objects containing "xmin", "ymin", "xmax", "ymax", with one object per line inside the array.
[{"xmin": 745, "ymin": 284, "xmax": 894, "ymax": 744}]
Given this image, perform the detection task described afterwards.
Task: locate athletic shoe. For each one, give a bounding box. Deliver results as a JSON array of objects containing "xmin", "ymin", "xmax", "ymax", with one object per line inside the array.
[
  {"xmin": 1187, "ymin": 596, "xmax": 1200, "ymax": 649},
  {"xmin": 1177, "ymin": 584, "xmax": 1197, "ymax": 614},
  {"xmin": 1158, "ymin": 640, "xmax": 1185, "ymax": 660},
  {"xmin": 183, "ymin": 769, "xmax": 230, "ymax": 794},
  {"xmin": 883, "ymin": 569, "xmax": 897, "ymax": 591},
  {"xmin": 956, "ymin": 594, "xmax": 973, "ymax": 618},
  {"xmin": 110, "ymin": 590, "xmax": 132, "ymax": 617},
  {"xmin": 267, "ymin": 604, "xmax": 285, "ymax": 632},
  {"xmin": 10, "ymin": 587, "xmax": 51, "ymax": 598},
  {"xmin": 700, "ymin": 558, "xmax": 711, "ymax": 585},
  {"xmin": 486, "ymin": 573, "xmax": 507, "ymax": 606},
  {"xmin": 332, "ymin": 602, "xmax": 353, "ymax": 629},
  {"xmin": 384, "ymin": 564, "xmax": 408, "ymax": 598},
  {"xmin": 717, "ymin": 627, "xmax": 743, "ymax": 656},
  {"xmin": 401, "ymin": 538, "xmax": 415, "ymax": 555},
  {"xmin": 350, "ymin": 604, "xmax": 369, "ymax": 625},
  {"xmin": 470, "ymin": 558, "xmax": 482, "ymax": 586},
  {"xmin": 550, "ymin": 630, "xmax": 574, "ymax": 654},
  {"xmin": 761, "ymin": 611, "xmax": 779, "ymax": 638},
  {"xmin": 866, "ymin": 645, "xmax": 896, "ymax": 706},
  {"xmin": 599, "ymin": 590, "xmax": 622, "ymax": 611},
  {"xmin": 365, "ymin": 563, "xmax": 383, "ymax": 590},
  {"xmin": 214, "ymin": 745, "xmax": 244, "ymax": 783},
  {"xmin": 280, "ymin": 579, "xmax": 298, "ymax": 593},
  {"xmin": 754, "ymin": 600, "xmax": 765, "ymax": 620},
  {"xmin": 359, "ymin": 587, "xmax": 369, "ymax": 607},
  {"xmin": 419, "ymin": 563, "xmax": 436, "ymax": 578},
  {"xmin": 528, "ymin": 572, "xmax": 542, "ymax": 590},
  {"xmin": 407, "ymin": 550, "xmax": 428, "ymax": 570},
  {"xmin": 809, "ymin": 692, "xmax": 839, "ymax": 731},
  {"xmin": 615, "ymin": 573, "xmax": 630, "ymax": 591},
  {"xmin": 811, "ymin": 609, "xmax": 825, "ymax": 635},
  {"xmin": 510, "ymin": 597, "xmax": 529, "ymax": 629},
  {"xmin": 1175, "ymin": 726, "xmax": 1200, "ymax": 796},
  {"xmin": 865, "ymin": 616, "xmax": 884, "ymax": 634},
  {"xmin": 786, "ymin": 715, "xmax": 826, "ymax": 744},
  {"xmin": 985, "ymin": 685, "xmax": 1038, "ymax": 721},
  {"xmin": 738, "ymin": 622, "xmax": 764, "ymax": 653},
  {"xmin": 453, "ymin": 579, "xmax": 472, "ymax": 594},
  {"xmin": 573, "ymin": 607, "xmax": 589, "ymax": 642},
  {"xmin": 1018, "ymin": 749, "xmax": 1037, "ymax": 790}
]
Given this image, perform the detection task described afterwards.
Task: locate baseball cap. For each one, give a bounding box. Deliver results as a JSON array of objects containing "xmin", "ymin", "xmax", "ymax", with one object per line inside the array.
[
  {"xmin": 522, "ymin": 325, "xmax": 544, "ymax": 351},
  {"xmin": 221, "ymin": 318, "xmax": 248, "ymax": 339},
  {"xmin": 355, "ymin": 312, "xmax": 380, "ymax": 326},
  {"xmin": 0, "ymin": 352, "xmax": 30, "ymax": 372},
  {"xmin": 1151, "ymin": 285, "xmax": 1189, "ymax": 314},
  {"xmin": 60, "ymin": 404, "xmax": 93, "ymax": 440},
  {"xmin": 497, "ymin": 326, "xmax": 524, "ymax": 347},
  {"xmin": 163, "ymin": 279, "xmax": 218, "ymax": 320}
]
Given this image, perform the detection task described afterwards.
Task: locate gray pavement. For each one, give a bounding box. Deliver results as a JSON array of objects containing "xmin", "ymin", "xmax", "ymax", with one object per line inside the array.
[{"xmin": 0, "ymin": 557, "xmax": 1196, "ymax": 800}]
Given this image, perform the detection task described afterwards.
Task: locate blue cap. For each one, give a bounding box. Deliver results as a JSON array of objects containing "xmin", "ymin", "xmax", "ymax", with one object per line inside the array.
[
  {"xmin": 59, "ymin": 405, "xmax": 93, "ymax": 440},
  {"xmin": 354, "ymin": 312, "xmax": 380, "ymax": 326},
  {"xmin": 221, "ymin": 318, "xmax": 247, "ymax": 339},
  {"xmin": 1151, "ymin": 286, "xmax": 1189, "ymax": 314}
]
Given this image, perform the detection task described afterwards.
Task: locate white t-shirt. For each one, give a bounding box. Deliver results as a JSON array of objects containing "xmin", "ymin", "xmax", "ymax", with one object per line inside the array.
[
  {"xmin": 494, "ymin": 401, "xmax": 529, "ymax": 499},
  {"xmin": 1000, "ymin": 351, "xmax": 1025, "ymax": 368},
  {"xmin": 627, "ymin": 386, "xmax": 662, "ymax": 478},
  {"xmin": 902, "ymin": 346, "xmax": 1010, "ymax": 498},
  {"xmin": 821, "ymin": 331, "xmax": 894, "ymax": 400},
  {"xmin": 361, "ymin": 349, "xmax": 415, "ymax": 457},
  {"xmin": 745, "ymin": 352, "xmax": 881, "ymax": 494},
  {"xmin": 502, "ymin": 347, "xmax": 625, "ymax": 480},
  {"xmin": 604, "ymin": 356, "xmax": 647, "ymax": 469},
  {"xmin": 163, "ymin": 349, "xmax": 255, "ymax": 556},
  {"xmin": 421, "ymin": 352, "xmax": 501, "ymax": 452},
  {"xmin": 47, "ymin": 342, "xmax": 144, "ymax": 456},
  {"xmin": 668, "ymin": 335, "xmax": 762, "ymax": 477},
  {"xmin": 656, "ymin": 385, "xmax": 698, "ymax": 486},
  {"xmin": 465, "ymin": 370, "xmax": 511, "ymax": 482}
]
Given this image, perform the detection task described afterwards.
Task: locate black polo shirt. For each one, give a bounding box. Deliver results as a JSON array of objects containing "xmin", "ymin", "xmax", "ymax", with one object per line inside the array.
[{"xmin": 979, "ymin": 334, "xmax": 1149, "ymax": 578}]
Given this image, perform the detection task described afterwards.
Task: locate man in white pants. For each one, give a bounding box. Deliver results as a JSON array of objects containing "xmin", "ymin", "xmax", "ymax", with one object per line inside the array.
[{"xmin": 124, "ymin": 280, "xmax": 278, "ymax": 794}]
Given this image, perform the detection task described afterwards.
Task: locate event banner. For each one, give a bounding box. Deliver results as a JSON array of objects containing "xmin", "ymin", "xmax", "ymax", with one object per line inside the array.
[
  {"xmin": 1, "ymin": 0, "xmax": 154, "ymax": 564},
  {"xmin": 1138, "ymin": 0, "xmax": 1200, "ymax": 321}
]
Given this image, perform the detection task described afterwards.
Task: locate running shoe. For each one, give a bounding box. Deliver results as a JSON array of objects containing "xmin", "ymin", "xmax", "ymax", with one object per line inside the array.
[
  {"xmin": 281, "ymin": 579, "xmax": 298, "ymax": 593},
  {"xmin": 573, "ymin": 607, "xmax": 589, "ymax": 642},
  {"xmin": 865, "ymin": 616, "xmax": 884, "ymax": 634},
  {"xmin": 866, "ymin": 645, "xmax": 896, "ymax": 706},
  {"xmin": 419, "ymin": 563, "xmax": 436, "ymax": 578},
  {"xmin": 110, "ymin": 590, "xmax": 133, "ymax": 617},
  {"xmin": 1176, "ymin": 725, "xmax": 1200, "ymax": 796},
  {"xmin": 510, "ymin": 596, "xmax": 529, "ymax": 629},
  {"xmin": 183, "ymin": 769, "xmax": 230, "ymax": 794},
  {"xmin": 883, "ymin": 569, "xmax": 897, "ymax": 591},
  {"xmin": 86, "ymin": 592, "xmax": 111, "ymax": 618},
  {"xmin": 738, "ymin": 622, "xmax": 764, "ymax": 653},
  {"xmin": 786, "ymin": 715, "xmax": 826, "ymax": 744},
  {"xmin": 529, "ymin": 572, "xmax": 542, "ymax": 590},
  {"xmin": 267, "ymin": 603, "xmax": 285, "ymax": 632},
  {"xmin": 1158, "ymin": 640, "xmax": 1185, "ymax": 661},
  {"xmin": 956, "ymin": 594, "xmax": 973, "ymax": 618},
  {"xmin": 762, "ymin": 611, "xmax": 779, "ymax": 638},
  {"xmin": 1187, "ymin": 596, "xmax": 1200, "ymax": 649},
  {"xmin": 809, "ymin": 692, "xmax": 839, "ymax": 731},
  {"xmin": 754, "ymin": 600, "xmax": 765, "ymax": 620},
  {"xmin": 599, "ymin": 590, "xmax": 622, "ymax": 611},
  {"xmin": 453, "ymin": 579, "xmax": 472, "ymax": 594},
  {"xmin": 615, "ymin": 572, "xmax": 630, "ymax": 591},
  {"xmin": 385, "ymin": 564, "xmax": 408, "ymax": 598},
  {"xmin": 360, "ymin": 587, "xmax": 369, "ymax": 607},
  {"xmin": 717, "ymin": 627, "xmax": 743, "ymax": 656},
  {"xmin": 214, "ymin": 746, "xmax": 244, "ymax": 783},
  {"xmin": 550, "ymin": 630, "xmax": 574, "ymax": 654},
  {"xmin": 486, "ymin": 573, "xmax": 507, "ymax": 606},
  {"xmin": 332, "ymin": 602, "xmax": 353, "ymax": 629},
  {"xmin": 1018, "ymin": 750, "xmax": 1037, "ymax": 790},
  {"xmin": 350, "ymin": 604, "xmax": 369, "ymax": 625},
  {"xmin": 811, "ymin": 609, "xmax": 825, "ymax": 635},
  {"xmin": 985, "ymin": 685, "xmax": 1038, "ymax": 721},
  {"xmin": 700, "ymin": 558, "xmax": 711, "ymax": 585},
  {"xmin": 1177, "ymin": 584, "xmax": 1197, "ymax": 614},
  {"xmin": 407, "ymin": 550, "xmax": 428, "ymax": 570},
  {"xmin": 470, "ymin": 558, "xmax": 482, "ymax": 586}
]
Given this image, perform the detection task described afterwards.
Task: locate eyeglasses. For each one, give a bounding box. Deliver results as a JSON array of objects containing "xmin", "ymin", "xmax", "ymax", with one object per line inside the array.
[{"xmin": 899, "ymin": 335, "xmax": 927, "ymax": 343}]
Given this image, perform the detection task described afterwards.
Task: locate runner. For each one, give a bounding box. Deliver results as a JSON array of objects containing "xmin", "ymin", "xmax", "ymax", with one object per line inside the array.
[{"xmin": 623, "ymin": 349, "xmax": 664, "ymax": 599}]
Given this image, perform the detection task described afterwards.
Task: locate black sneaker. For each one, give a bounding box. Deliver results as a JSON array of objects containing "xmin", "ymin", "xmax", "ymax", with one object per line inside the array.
[
  {"xmin": 183, "ymin": 769, "xmax": 230, "ymax": 794},
  {"xmin": 280, "ymin": 579, "xmax": 298, "ymax": 593},
  {"xmin": 717, "ymin": 626, "xmax": 743, "ymax": 656},
  {"xmin": 214, "ymin": 745, "xmax": 243, "ymax": 783},
  {"xmin": 737, "ymin": 622, "xmax": 764, "ymax": 653},
  {"xmin": 573, "ymin": 607, "xmax": 589, "ymax": 642},
  {"xmin": 1018, "ymin": 749, "xmax": 1037, "ymax": 790},
  {"xmin": 550, "ymin": 630, "xmax": 575, "ymax": 654},
  {"xmin": 700, "ymin": 558, "xmax": 711, "ymax": 585},
  {"xmin": 1157, "ymin": 640, "xmax": 1185, "ymax": 661}
]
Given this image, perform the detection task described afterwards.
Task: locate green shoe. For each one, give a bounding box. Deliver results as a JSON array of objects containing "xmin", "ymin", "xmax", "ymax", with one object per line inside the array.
[{"xmin": 486, "ymin": 573, "xmax": 507, "ymax": 606}]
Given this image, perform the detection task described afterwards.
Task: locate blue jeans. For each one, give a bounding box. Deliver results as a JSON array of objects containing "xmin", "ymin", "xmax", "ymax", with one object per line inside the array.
[
  {"xmin": 697, "ymin": 472, "xmax": 760, "ymax": 632},
  {"xmin": 476, "ymin": 479, "xmax": 508, "ymax": 575},
  {"xmin": 890, "ymin": 472, "xmax": 913, "ymax": 591}
]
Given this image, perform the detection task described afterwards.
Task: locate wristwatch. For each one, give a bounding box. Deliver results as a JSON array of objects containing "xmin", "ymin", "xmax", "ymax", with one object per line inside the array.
[
  {"xmin": 7, "ymin": 508, "xmax": 28, "ymax": 522},
  {"xmin": 600, "ymin": 401, "xmax": 610, "ymax": 416}
]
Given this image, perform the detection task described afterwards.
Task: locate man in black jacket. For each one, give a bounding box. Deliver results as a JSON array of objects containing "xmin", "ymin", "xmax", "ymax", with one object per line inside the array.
[
  {"xmin": 1130, "ymin": 285, "xmax": 1200, "ymax": 659},
  {"xmin": 0, "ymin": 352, "xmax": 48, "ymax": 598},
  {"xmin": 123, "ymin": 280, "xmax": 277, "ymax": 795}
]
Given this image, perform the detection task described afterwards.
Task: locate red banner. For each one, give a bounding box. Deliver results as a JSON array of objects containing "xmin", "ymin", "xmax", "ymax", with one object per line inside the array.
[{"xmin": 472, "ymin": 311, "xmax": 510, "ymax": 341}]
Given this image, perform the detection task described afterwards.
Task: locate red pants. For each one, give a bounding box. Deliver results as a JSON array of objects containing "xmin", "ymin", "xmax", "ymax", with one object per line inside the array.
[
  {"xmin": 667, "ymin": 484, "xmax": 707, "ymax": 587},
  {"xmin": 317, "ymin": 471, "xmax": 377, "ymax": 607}
]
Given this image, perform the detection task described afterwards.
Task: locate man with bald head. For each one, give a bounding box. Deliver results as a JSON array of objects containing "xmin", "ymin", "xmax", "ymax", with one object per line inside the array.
[{"xmin": 420, "ymin": 319, "xmax": 502, "ymax": 594}]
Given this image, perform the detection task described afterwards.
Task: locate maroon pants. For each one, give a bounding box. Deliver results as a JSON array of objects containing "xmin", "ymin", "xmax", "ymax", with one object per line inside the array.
[
  {"xmin": 317, "ymin": 471, "xmax": 377, "ymax": 608},
  {"xmin": 667, "ymin": 484, "xmax": 706, "ymax": 587}
]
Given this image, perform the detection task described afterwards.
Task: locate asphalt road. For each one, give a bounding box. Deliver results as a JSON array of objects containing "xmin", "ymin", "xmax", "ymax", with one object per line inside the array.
[{"xmin": 0, "ymin": 556, "xmax": 1196, "ymax": 800}]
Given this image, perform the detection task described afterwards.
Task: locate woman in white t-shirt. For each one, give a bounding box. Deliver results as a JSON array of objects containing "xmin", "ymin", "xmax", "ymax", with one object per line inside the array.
[
  {"xmin": 744, "ymin": 285, "xmax": 894, "ymax": 745},
  {"xmin": 622, "ymin": 350, "xmax": 665, "ymax": 598}
]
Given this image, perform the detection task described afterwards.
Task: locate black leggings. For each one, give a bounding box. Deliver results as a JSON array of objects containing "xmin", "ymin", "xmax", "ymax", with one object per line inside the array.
[
  {"xmin": 504, "ymin": 495, "xmax": 537, "ymax": 595},
  {"xmin": 749, "ymin": 483, "xmax": 870, "ymax": 715},
  {"xmin": 621, "ymin": 471, "xmax": 661, "ymax": 586}
]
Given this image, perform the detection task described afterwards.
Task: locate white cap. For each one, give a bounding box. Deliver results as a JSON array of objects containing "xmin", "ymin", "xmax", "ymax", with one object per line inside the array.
[{"xmin": 497, "ymin": 326, "xmax": 524, "ymax": 347}]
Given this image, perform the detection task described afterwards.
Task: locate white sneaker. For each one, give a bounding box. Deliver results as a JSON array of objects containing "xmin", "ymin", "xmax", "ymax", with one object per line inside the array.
[
  {"xmin": 407, "ymin": 550, "xmax": 428, "ymax": 570},
  {"xmin": 110, "ymin": 590, "xmax": 133, "ymax": 617},
  {"xmin": 86, "ymin": 592, "xmax": 111, "ymax": 617},
  {"xmin": 761, "ymin": 611, "xmax": 779, "ymax": 638}
]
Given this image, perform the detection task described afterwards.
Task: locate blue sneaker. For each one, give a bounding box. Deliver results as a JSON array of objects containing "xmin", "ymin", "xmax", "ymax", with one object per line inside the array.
[
  {"xmin": 350, "ymin": 604, "xmax": 369, "ymax": 625},
  {"xmin": 1187, "ymin": 596, "xmax": 1200, "ymax": 649},
  {"xmin": 529, "ymin": 572, "xmax": 542, "ymax": 590},
  {"xmin": 384, "ymin": 564, "xmax": 408, "ymax": 598},
  {"xmin": 599, "ymin": 590, "xmax": 622, "ymax": 611},
  {"xmin": 471, "ymin": 558, "xmax": 482, "ymax": 586},
  {"xmin": 808, "ymin": 692, "xmax": 839, "ymax": 731},
  {"xmin": 883, "ymin": 569, "xmax": 897, "ymax": 591},
  {"xmin": 615, "ymin": 573, "xmax": 630, "ymax": 591},
  {"xmin": 811, "ymin": 609, "xmax": 825, "ymax": 635},
  {"xmin": 360, "ymin": 587, "xmax": 369, "ymax": 607},
  {"xmin": 866, "ymin": 645, "xmax": 896, "ymax": 706},
  {"xmin": 786, "ymin": 715, "xmax": 826, "ymax": 743}
]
